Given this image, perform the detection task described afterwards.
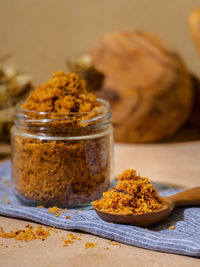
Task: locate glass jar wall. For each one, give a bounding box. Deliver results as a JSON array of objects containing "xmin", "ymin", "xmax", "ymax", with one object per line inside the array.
[{"xmin": 11, "ymin": 99, "xmax": 113, "ymax": 207}]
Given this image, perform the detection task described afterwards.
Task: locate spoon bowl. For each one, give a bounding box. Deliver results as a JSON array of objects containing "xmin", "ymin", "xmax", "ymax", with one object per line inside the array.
[{"xmin": 93, "ymin": 187, "xmax": 200, "ymax": 227}]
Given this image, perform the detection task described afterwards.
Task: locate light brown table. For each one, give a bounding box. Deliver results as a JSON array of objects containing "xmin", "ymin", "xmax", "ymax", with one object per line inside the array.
[{"xmin": 0, "ymin": 141, "xmax": 200, "ymax": 267}]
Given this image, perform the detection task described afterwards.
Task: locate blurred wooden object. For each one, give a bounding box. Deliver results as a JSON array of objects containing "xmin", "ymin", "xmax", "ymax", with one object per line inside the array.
[
  {"xmin": 189, "ymin": 9, "xmax": 200, "ymax": 129},
  {"xmin": 91, "ymin": 30, "xmax": 193, "ymax": 143},
  {"xmin": 189, "ymin": 8, "xmax": 200, "ymax": 56},
  {"xmin": 0, "ymin": 143, "xmax": 10, "ymax": 160}
]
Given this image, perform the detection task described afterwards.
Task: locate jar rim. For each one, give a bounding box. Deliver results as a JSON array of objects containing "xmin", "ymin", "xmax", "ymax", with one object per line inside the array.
[
  {"xmin": 16, "ymin": 98, "xmax": 110, "ymax": 115},
  {"xmin": 15, "ymin": 98, "xmax": 111, "ymax": 127}
]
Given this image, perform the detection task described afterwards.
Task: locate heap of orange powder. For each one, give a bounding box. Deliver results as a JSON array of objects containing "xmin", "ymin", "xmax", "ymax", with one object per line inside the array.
[
  {"xmin": 92, "ymin": 169, "xmax": 163, "ymax": 215},
  {"xmin": 21, "ymin": 71, "xmax": 100, "ymax": 121}
]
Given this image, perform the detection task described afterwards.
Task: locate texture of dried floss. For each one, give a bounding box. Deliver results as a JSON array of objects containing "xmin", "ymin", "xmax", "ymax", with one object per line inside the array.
[
  {"xmin": 12, "ymin": 71, "xmax": 111, "ymax": 207},
  {"xmin": 84, "ymin": 242, "xmax": 97, "ymax": 249},
  {"xmin": 0, "ymin": 225, "xmax": 50, "ymax": 242},
  {"xmin": 62, "ymin": 233, "xmax": 82, "ymax": 247},
  {"xmin": 92, "ymin": 169, "xmax": 163, "ymax": 215}
]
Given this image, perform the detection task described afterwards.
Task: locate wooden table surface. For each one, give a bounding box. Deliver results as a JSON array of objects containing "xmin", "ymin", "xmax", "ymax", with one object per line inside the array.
[{"xmin": 0, "ymin": 141, "xmax": 200, "ymax": 267}]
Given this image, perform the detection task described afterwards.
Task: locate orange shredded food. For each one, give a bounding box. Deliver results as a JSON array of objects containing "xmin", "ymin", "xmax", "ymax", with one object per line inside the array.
[
  {"xmin": 48, "ymin": 206, "xmax": 62, "ymax": 217},
  {"xmin": 12, "ymin": 71, "xmax": 111, "ymax": 207},
  {"xmin": 21, "ymin": 71, "xmax": 100, "ymax": 115},
  {"xmin": 92, "ymin": 169, "xmax": 163, "ymax": 215},
  {"xmin": 169, "ymin": 225, "xmax": 175, "ymax": 230},
  {"xmin": 84, "ymin": 242, "xmax": 97, "ymax": 249},
  {"xmin": 107, "ymin": 241, "xmax": 121, "ymax": 246},
  {"xmin": 62, "ymin": 233, "xmax": 82, "ymax": 247},
  {"xmin": 63, "ymin": 239, "xmax": 74, "ymax": 245},
  {"xmin": 0, "ymin": 225, "xmax": 50, "ymax": 242},
  {"xmin": 67, "ymin": 233, "xmax": 81, "ymax": 240}
]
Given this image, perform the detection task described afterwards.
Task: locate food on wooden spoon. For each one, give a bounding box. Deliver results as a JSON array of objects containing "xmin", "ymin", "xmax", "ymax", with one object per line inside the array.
[
  {"xmin": 92, "ymin": 169, "xmax": 163, "ymax": 215},
  {"xmin": 92, "ymin": 169, "xmax": 200, "ymax": 227}
]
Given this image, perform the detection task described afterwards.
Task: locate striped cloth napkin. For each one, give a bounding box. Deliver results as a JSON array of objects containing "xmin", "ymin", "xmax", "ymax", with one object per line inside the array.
[{"xmin": 0, "ymin": 161, "xmax": 199, "ymax": 257}]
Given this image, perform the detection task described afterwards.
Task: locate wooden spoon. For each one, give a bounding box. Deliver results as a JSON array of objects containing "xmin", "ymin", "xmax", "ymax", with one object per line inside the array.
[{"xmin": 93, "ymin": 187, "xmax": 200, "ymax": 227}]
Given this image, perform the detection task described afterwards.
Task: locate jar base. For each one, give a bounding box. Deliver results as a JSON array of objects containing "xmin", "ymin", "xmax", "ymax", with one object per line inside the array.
[{"xmin": 13, "ymin": 189, "xmax": 93, "ymax": 209}]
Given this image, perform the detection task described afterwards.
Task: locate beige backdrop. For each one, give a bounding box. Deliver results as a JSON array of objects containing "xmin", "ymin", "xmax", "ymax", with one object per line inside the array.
[{"xmin": 0, "ymin": 0, "xmax": 200, "ymax": 85}]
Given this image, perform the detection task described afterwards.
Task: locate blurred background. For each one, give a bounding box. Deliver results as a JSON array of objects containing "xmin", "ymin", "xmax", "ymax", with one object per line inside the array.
[
  {"xmin": 0, "ymin": 0, "xmax": 200, "ymax": 83},
  {"xmin": 0, "ymin": 0, "xmax": 200, "ymax": 156}
]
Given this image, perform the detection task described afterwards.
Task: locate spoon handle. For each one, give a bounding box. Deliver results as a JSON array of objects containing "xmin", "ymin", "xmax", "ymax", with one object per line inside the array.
[{"xmin": 166, "ymin": 187, "xmax": 200, "ymax": 207}]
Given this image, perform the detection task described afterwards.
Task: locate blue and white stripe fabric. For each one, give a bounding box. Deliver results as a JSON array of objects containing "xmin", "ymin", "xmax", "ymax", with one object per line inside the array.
[{"xmin": 0, "ymin": 161, "xmax": 199, "ymax": 257}]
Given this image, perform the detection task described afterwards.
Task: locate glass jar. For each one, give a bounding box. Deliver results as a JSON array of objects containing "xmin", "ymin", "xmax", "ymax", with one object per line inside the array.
[{"xmin": 11, "ymin": 98, "xmax": 113, "ymax": 207}]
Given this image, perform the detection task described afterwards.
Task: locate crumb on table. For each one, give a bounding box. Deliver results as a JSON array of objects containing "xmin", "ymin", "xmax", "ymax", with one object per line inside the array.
[{"xmin": 84, "ymin": 242, "xmax": 97, "ymax": 249}]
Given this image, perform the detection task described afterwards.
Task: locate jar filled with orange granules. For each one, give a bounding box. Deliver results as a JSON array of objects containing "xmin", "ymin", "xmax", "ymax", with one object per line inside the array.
[{"xmin": 11, "ymin": 71, "xmax": 113, "ymax": 207}]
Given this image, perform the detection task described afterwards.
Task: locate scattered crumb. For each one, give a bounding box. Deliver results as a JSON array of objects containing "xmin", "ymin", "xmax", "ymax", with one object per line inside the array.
[
  {"xmin": 0, "ymin": 225, "xmax": 50, "ymax": 242},
  {"xmin": 67, "ymin": 233, "xmax": 81, "ymax": 240},
  {"xmin": 65, "ymin": 216, "xmax": 71, "ymax": 219},
  {"xmin": 63, "ymin": 239, "xmax": 74, "ymax": 245},
  {"xmin": 169, "ymin": 225, "xmax": 175, "ymax": 230},
  {"xmin": 84, "ymin": 242, "xmax": 97, "ymax": 249},
  {"xmin": 4, "ymin": 180, "xmax": 11, "ymax": 188},
  {"xmin": 107, "ymin": 241, "xmax": 121, "ymax": 246},
  {"xmin": 37, "ymin": 205, "xmax": 44, "ymax": 208},
  {"xmin": 48, "ymin": 206, "xmax": 62, "ymax": 217},
  {"xmin": 62, "ymin": 233, "xmax": 82, "ymax": 247},
  {"xmin": 2, "ymin": 194, "xmax": 11, "ymax": 204},
  {"xmin": 48, "ymin": 227, "xmax": 59, "ymax": 234},
  {"xmin": 110, "ymin": 222, "xmax": 114, "ymax": 224},
  {"xmin": 25, "ymin": 224, "xmax": 33, "ymax": 229},
  {"xmin": 75, "ymin": 211, "xmax": 78, "ymax": 214}
]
